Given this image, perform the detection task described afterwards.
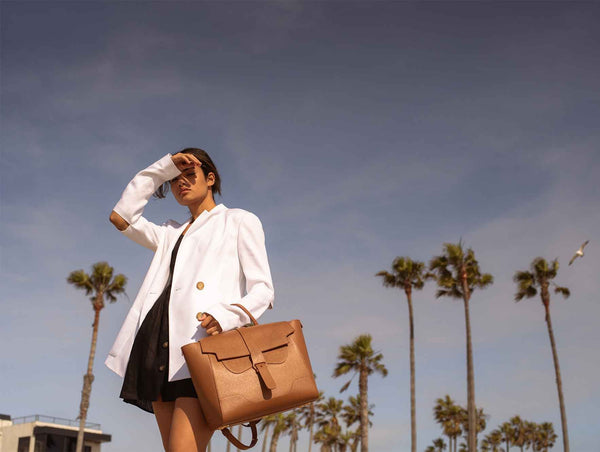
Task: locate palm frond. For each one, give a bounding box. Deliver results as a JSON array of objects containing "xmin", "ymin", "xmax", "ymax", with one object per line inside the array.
[
  {"xmin": 515, "ymin": 285, "xmax": 537, "ymax": 302},
  {"xmin": 67, "ymin": 270, "xmax": 93, "ymax": 295},
  {"xmin": 554, "ymin": 286, "xmax": 570, "ymax": 299},
  {"xmin": 339, "ymin": 380, "xmax": 352, "ymax": 393}
]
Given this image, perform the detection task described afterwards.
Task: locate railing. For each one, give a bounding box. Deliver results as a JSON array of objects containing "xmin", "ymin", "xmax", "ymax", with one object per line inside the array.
[{"xmin": 11, "ymin": 415, "xmax": 101, "ymax": 430}]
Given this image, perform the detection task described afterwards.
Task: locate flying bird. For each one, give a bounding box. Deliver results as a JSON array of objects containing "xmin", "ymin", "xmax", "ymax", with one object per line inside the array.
[{"xmin": 569, "ymin": 240, "xmax": 589, "ymax": 266}]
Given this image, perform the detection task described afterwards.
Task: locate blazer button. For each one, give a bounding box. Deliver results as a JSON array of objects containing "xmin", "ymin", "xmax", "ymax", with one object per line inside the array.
[
  {"xmin": 162, "ymin": 341, "xmax": 169, "ymax": 348},
  {"xmin": 196, "ymin": 281, "xmax": 205, "ymax": 290},
  {"xmin": 158, "ymin": 365, "xmax": 166, "ymax": 372}
]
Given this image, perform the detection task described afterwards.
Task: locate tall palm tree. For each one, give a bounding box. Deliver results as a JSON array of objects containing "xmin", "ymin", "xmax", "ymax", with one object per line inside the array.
[
  {"xmin": 429, "ymin": 242, "xmax": 493, "ymax": 452},
  {"xmin": 333, "ymin": 335, "xmax": 388, "ymax": 452},
  {"xmin": 67, "ymin": 262, "xmax": 127, "ymax": 452},
  {"xmin": 433, "ymin": 395, "xmax": 463, "ymax": 452},
  {"xmin": 514, "ymin": 257, "xmax": 570, "ymax": 452},
  {"xmin": 376, "ymin": 256, "xmax": 427, "ymax": 452}
]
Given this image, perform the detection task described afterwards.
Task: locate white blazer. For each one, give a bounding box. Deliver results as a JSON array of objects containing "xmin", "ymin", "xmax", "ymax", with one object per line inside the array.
[{"xmin": 104, "ymin": 154, "xmax": 274, "ymax": 381}]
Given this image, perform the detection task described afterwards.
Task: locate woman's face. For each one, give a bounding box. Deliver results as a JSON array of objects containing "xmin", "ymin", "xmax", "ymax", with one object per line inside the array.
[{"xmin": 169, "ymin": 166, "xmax": 214, "ymax": 207}]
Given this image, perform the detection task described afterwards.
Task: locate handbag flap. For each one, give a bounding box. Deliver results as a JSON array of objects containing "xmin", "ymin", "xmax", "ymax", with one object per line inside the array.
[{"xmin": 199, "ymin": 321, "xmax": 295, "ymax": 360}]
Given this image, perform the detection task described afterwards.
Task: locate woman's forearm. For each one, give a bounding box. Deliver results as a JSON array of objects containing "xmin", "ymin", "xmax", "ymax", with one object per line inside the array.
[{"xmin": 113, "ymin": 154, "xmax": 180, "ymax": 225}]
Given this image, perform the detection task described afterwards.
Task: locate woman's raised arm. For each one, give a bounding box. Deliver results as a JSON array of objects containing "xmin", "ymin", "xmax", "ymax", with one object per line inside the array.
[{"xmin": 109, "ymin": 210, "xmax": 129, "ymax": 231}]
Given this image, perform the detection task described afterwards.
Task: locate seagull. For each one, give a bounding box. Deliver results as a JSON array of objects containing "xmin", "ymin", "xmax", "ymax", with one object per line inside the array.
[{"xmin": 569, "ymin": 240, "xmax": 589, "ymax": 265}]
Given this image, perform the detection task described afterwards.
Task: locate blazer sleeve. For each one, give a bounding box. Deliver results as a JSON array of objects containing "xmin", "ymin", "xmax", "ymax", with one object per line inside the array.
[
  {"xmin": 208, "ymin": 212, "xmax": 275, "ymax": 332},
  {"xmin": 113, "ymin": 154, "xmax": 181, "ymax": 251}
]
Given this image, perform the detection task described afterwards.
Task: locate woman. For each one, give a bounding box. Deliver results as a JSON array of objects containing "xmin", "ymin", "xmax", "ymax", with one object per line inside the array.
[{"xmin": 105, "ymin": 148, "xmax": 274, "ymax": 451}]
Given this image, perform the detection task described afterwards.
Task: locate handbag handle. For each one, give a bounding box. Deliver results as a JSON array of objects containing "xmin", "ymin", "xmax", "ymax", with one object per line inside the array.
[
  {"xmin": 231, "ymin": 303, "xmax": 259, "ymax": 326},
  {"xmin": 221, "ymin": 421, "xmax": 259, "ymax": 450}
]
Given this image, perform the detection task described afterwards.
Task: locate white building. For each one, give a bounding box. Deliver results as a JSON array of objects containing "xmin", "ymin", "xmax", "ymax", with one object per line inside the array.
[{"xmin": 0, "ymin": 414, "xmax": 111, "ymax": 452}]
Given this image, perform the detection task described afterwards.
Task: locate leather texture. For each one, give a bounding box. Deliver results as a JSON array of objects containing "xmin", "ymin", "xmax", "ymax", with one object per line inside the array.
[{"xmin": 181, "ymin": 304, "xmax": 319, "ymax": 449}]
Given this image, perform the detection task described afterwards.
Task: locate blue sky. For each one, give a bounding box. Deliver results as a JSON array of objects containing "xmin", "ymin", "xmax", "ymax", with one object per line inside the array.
[{"xmin": 1, "ymin": 2, "xmax": 599, "ymax": 451}]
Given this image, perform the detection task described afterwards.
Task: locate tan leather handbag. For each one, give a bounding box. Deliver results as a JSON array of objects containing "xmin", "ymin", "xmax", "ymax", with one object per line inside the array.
[{"xmin": 181, "ymin": 304, "xmax": 319, "ymax": 450}]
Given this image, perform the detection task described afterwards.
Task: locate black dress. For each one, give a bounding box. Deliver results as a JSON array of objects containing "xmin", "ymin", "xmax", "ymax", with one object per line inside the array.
[{"xmin": 120, "ymin": 233, "xmax": 198, "ymax": 413}]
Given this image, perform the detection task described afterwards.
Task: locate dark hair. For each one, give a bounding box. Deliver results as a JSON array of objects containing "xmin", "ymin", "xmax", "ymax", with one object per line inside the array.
[{"xmin": 153, "ymin": 147, "xmax": 222, "ymax": 199}]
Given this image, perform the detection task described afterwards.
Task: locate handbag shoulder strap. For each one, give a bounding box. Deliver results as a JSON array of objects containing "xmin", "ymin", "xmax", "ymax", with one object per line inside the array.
[
  {"xmin": 231, "ymin": 303, "xmax": 259, "ymax": 326},
  {"xmin": 221, "ymin": 421, "xmax": 259, "ymax": 450}
]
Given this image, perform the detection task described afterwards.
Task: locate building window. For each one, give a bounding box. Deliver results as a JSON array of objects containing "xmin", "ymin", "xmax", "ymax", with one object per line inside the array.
[
  {"xmin": 65, "ymin": 436, "xmax": 91, "ymax": 452},
  {"xmin": 17, "ymin": 437, "xmax": 30, "ymax": 452}
]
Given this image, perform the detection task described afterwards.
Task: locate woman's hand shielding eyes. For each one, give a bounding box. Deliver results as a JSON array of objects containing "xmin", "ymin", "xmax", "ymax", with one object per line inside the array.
[
  {"xmin": 197, "ymin": 312, "xmax": 223, "ymax": 336},
  {"xmin": 172, "ymin": 153, "xmax": 202, "ymax": 172}
]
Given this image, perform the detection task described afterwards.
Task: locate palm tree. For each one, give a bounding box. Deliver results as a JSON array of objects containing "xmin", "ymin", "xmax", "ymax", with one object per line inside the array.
[
  {"xmin": 481, "ymin": 430, "xmax": 502, "ymax": 452},
  {"xmin": 429, "ymin": 242, "xmax": 493, "ymax": 452},
  {"xmin": 340, "ymin": 396, "xmax": 373, "ymax": 452},
  {"xmin": 425, "ymin": 438, "xmax": 448, "ymax": 452},
  {"xmin": 266, "ymin": 413, "xmax": 288, "ymax": 452},
  {"xmin": 523, "ymin": 421, "xmax": 538, "ymax": 451},
  {"xmin": 333, "ymin": 335, "xmax": 388, "ymax": 452},
  {"xmin": 509, "ymin": 416, "xmax": 526, "ymax": 452},
  {"xmin": 376, "ymin": 257, "xmax": 427, "ymax": 452},
  {"xmin": 346, "ymin": 428, "xmax": 361, "ymax": 452},
  {"xmin": 314, "ymin": 424, "xmax": 341, "ymax": 452},
  {"xmin": 260, "ymin": 415, "xmax": 278, "ymax": 452},
  {"xmin": 459, "ymin": 406, "xmax": 487, "ymax": 448},
  {"xmin": 433, "ymin": 395, "xmax": 463, "ymax": 452},
  {"xmin": 535, "ymin": 422, "xmax": 557, "ymax": 452},
  {"xmin": 67, "ymin": 262, "xmax": 127, "ymax": 452},
  {"xmin": 498, "ymin": 422, "xmax": 514, "ymax": 452},
  {"xmin": 297, "ymin": 391, "xmax": 324, "ymax": 452},
  {"xmin": 317, "ymin": 397, "xmax": 344, "ymax": 433},
  {"xmin": 285, "ymin": 412, "xmax": 301, "ymax": 452},
  {"xmin": 514, "ymin": 257, "xmax": 570, "ymax": 452}
]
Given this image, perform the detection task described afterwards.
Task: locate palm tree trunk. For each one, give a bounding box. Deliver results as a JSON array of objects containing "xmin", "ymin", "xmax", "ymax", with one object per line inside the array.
[
  {"xmin": 544, "ymin": 305, "xmax": 570, "ymax": 452},
  {"xmin": 269, "ymin": 431, "xmax": 280, "ymax": 452},
  {"xmin": 406, "ymin": 289, "xmax": 417, "ymax": 452},
  {"xmin": 462, "ymin": 288, "xmax": 477, "ymax": 452},
  {"xmin": 308, "ymin": 419, "xmax": 314, "ymax": 452},
  {"xmin": 262, "ymin": 425, "xmax": 270, "ymax": 452},
  {"xmin": 308, "ymin": 404, "xmax": 315, "ymax": 452},
  {"xmin": 359, "ymin": 366, "xmax": 369, "ymax": 452},
  {"xmin": 76, "ymin": 304, "xmax": 101, "ymax": 452}
]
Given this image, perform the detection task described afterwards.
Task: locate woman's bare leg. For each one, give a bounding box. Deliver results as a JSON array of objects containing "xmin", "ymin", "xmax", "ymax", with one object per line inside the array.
[
  {"xmin": 153, "ymin": 395, "xmax": 176, "ymax": 451},
  {"xmin": 168, "ymin": 397, "xmax": 214, "ymax": 452}
]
